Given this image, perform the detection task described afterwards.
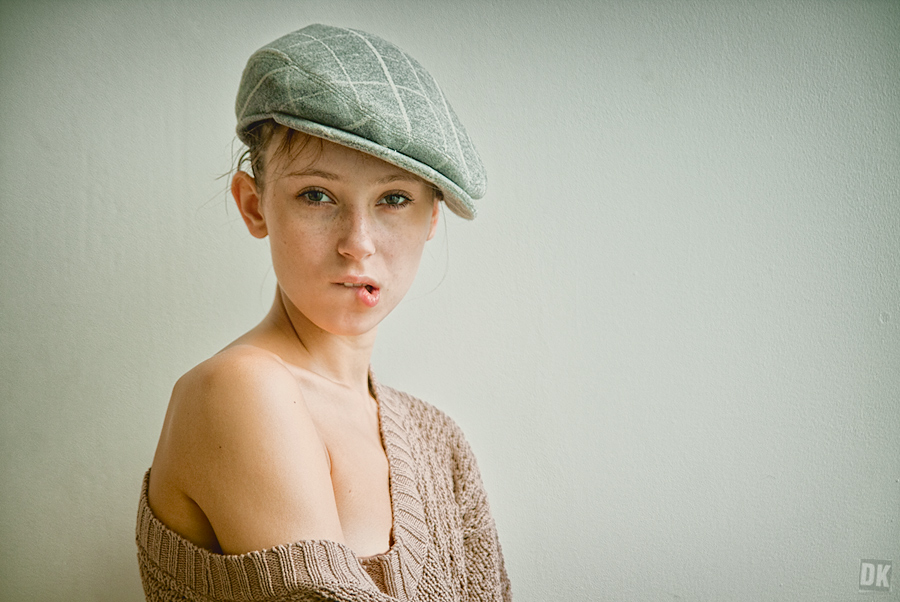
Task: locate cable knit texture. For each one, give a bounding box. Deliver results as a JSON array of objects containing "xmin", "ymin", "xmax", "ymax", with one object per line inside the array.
[{"xmin": 136, "ymin": 378, "xmax": 511, "ymax": 601}]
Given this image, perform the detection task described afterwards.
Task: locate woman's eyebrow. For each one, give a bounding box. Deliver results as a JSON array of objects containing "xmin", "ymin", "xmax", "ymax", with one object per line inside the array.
[
  {"xmin": 284, "ymin": 169, "xmax": 423, "ymax": 185},
  {"xmin": 376, "ymin": 173, "xmax": 424, "ymax": 185},
  {"xmin": 284, "ymin": 168, "xmax": 340, "ymax": 180}
]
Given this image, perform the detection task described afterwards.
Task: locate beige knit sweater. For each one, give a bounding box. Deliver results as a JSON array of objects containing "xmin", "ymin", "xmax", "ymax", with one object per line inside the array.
[{"xmin": 136, "ymin": 378, "xmax": 511, "ymax": 601}]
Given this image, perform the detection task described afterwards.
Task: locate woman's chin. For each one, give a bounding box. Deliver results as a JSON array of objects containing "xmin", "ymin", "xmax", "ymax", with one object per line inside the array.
[{"xmin": 310, "ymin": 312, "xmax": 385, "ymax": 339}]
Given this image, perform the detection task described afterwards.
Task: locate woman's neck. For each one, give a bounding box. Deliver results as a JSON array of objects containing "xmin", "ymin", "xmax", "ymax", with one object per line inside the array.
[{"xmin": 256, "ymin": 288, "xmax": 376, "ymax": 396}]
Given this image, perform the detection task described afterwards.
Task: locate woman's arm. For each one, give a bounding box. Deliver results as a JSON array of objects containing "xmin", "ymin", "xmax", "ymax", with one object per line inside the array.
[
  {"xmin": 148, "ymin": 345, "xmax": 346, "ymax": 555},
  {"xmin": 450, "ymin": 423, "xmax": 513, "ymax": 602}
]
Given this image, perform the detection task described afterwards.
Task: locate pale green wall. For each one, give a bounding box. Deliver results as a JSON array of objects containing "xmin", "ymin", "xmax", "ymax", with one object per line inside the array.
[{"xmin": 1, "ymin": 1, "xmax": 898, "ymax": 600}]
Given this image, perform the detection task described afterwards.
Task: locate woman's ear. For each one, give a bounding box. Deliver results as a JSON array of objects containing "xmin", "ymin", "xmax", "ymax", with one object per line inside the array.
[
  {"xmin": 232, "ymin": 171, "xmax": 268, "ymax": 239},
  {"xmin": 426, "ymin": 198, "xmax": 441, "ymax": 241}
]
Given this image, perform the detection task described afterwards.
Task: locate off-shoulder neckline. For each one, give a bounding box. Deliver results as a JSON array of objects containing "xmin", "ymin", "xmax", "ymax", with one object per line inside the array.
[{"xmin": 136, "ymin": 377, "xmax": 428, "ymax": 600}]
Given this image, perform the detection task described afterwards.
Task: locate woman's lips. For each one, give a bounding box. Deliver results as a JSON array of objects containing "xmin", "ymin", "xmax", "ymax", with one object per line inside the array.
[{"xmin": 338, "ymin": 281, "xmax": 380, "ymax": 307}]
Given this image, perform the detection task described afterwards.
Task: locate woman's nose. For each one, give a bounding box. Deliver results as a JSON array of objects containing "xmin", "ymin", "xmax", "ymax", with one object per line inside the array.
[{"xmin": 336, "ymin": 207, "xmax": 376, "ymax": 260}]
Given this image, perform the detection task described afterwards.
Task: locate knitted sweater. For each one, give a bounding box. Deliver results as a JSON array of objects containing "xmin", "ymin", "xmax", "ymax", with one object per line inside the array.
[{"xmin": 136, "ymin": 379, "xmax": 511, "ymax": 602}]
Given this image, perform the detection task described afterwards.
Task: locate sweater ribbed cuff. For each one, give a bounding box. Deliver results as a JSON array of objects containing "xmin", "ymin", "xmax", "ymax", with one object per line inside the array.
[{"xmin": 136, "ymin": 471, "xmax": 380, "ymax": 601}]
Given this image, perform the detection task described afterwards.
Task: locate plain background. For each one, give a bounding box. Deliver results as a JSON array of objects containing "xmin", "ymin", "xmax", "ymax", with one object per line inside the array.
[{"xmin": 1, "ymin": 1, "xmax": 898, "ymax": 600}]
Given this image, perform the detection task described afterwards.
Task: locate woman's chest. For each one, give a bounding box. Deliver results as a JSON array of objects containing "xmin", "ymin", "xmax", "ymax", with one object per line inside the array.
[{"xmin": 309, "ymin": 398, "xmax": 394, "ymax": 557}]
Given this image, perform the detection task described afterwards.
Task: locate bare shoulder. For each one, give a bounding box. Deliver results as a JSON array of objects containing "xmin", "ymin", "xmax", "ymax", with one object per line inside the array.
[
  {"xmin": 149, "ymin": 345, "xmax": 344, "ymax": 554},
  {"xmin": 155, "ymin": 345, "xmax": 309, "ymax": 469},
  {"xmin": 184, "ymin": 343, "xmax": 298, "ymax": 394},
  {"xmin": 171, "ymin": 344, "xmax": 304, "ymax": 425}
]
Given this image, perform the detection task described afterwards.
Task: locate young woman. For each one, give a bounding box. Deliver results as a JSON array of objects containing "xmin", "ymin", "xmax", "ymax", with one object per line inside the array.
[{"xmin": 136, "ymin": 24, "xmax": 511, "ymax": 602}]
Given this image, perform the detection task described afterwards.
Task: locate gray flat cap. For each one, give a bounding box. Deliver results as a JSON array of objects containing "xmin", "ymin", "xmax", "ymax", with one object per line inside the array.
[{"xmin": 235, "ymin": 24, "xmax": 485, "ymax": 219}]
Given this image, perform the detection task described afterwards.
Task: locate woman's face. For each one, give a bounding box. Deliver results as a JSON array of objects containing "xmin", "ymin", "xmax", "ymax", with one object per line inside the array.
[{"xmin": 237, "ymin": 133, "xmax": 440, "ymax": 338}]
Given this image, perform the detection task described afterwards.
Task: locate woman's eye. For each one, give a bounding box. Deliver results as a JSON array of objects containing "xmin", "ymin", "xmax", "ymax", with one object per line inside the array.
[
  {"xmin": 299, "ymin": 190, "xmax": 332, "ymax": 204},
  {"xmin": 380, "ymin": 193, "xmax": 412, "ymax": 208}
]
